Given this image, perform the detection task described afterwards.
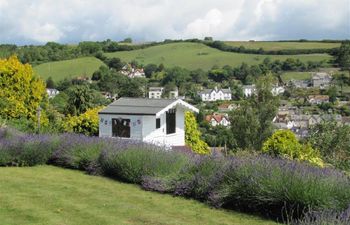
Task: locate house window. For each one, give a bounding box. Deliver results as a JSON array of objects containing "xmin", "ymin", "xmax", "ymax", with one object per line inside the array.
[
  {"xmin": 112, "ymin": 118, "xmax": 131, "ymax": 138},
  {"xmin": 166, "ymin": 109, "xmax": 176, "ymax": 134},
  {"xmin": 156, "ymin": 118, "xmax": 161, "ymax": 129}
]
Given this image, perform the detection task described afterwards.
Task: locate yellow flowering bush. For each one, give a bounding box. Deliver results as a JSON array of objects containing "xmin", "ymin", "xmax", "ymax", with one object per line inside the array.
[
  {"xmin": 0, "ymin": 56, "xmax": 46, "ymax": 121},
  {"xmin": 64, "ymin": 107, "xmax": 104, "ymax": 136},
  {"xmin": 262, "ymin": 130, "xmax": 324, "ymax": 167},
  {"xmin": 185, "ymin": 112, "xmax": 210, "ymax": 154}
]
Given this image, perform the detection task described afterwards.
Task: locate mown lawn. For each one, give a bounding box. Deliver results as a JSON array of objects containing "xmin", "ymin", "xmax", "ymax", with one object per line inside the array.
[
  {"xmin": 281, "ymin": 71, "xmax": 311, "ymax": 82},
  {"xmin": 33, "ymin": 57, "xmax": 105, "ymax": 82},
  {"xmin": 224, "ymin": 41, "xmax": 340, "ymax": 51},
  {"xmin": 0, "ymin": 166, "xmax": 279, "ymax": 225},
  {"xmin": 105, "ymin": 42, "xmax": 333, "ymax": 70}
]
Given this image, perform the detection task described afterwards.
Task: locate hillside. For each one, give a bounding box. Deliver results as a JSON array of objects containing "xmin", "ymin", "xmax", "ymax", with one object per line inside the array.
[
  {"xmin": 33, "ymin": 57, "xmax": 105, "ymax": 82},
  {"xmin": 105, "ymin": 42, "xmax": 333, "ymax": 70},
  {"xmin": 224, "ymin": 41, "xmax": 340, "ymax": 51},
  {"xmin": 0, "ymin": 166, "xmax": 278, "ymax": 225}
]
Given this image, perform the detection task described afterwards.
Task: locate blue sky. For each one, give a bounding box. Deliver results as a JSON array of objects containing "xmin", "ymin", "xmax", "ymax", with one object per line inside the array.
[{"xmin": 0, "ymin": 0, "xmax": 349, "ymax": 45}]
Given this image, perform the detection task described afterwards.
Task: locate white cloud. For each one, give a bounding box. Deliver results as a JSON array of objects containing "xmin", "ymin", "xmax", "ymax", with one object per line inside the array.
[{"xmin": 0, "ymin": 0, "xmax": 348, "ymax": 44}]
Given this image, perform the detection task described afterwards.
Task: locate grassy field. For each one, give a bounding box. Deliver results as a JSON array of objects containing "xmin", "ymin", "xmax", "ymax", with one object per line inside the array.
[
  {"xmin": 105, "ymin": 42, "xmax": 333, "ymax": 70},
  {"xmin": 33, "ymin": 57, "xmax": 105, "ymax": 82},
  {"xmin": 224, "ymin": 41, "xmax": 340, "ymax": 51},
  {"xmin": 0, "ymin": 166, "xmax": 279, "ymax": 225},
  {"xmin": 281, "ymin": 71, "xmax": 312, "ymax": 82}
]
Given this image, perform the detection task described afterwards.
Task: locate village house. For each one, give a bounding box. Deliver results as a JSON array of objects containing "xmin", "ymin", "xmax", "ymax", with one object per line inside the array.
[
  {"xmin": 308, "ymin": 95, "xmax": 330, "ymax": 105},
  {"xmin": 46, "ymin": 88, "xmax": 59, "ymax": 98},
  {"xmin": 198, "ymin": 87, "xmax": 232, "ymax": 101},
  {"xmin": 101, "ymin": 92, "xmax": 118, "ymax": 100},
  {"xmin": 272, "ymin": 112, "xmax": 296, "ymax": 130},
  {"xmin": 205, "ymin": 113, "xmax": 231, "ymax": 127},
  {"xmin": 120, "ymin": 64, "xmax": 145, "ymax": 78},
  {"xmin": 98, "ymin": 98, "xmax": 198, "ymax": 146},
  {"xmin": 242, "ymin": 85, "xmax": 256, "ymax": 97},
  {"xmin": 148, "ymin": 87, "xmax": 164, "ymax": 99},
  {"xmin": 169, "ymin": 87, "xmax": 179, "ymax": 99},
  {"xmin": 148, "ymin": 87, "xmax": 179, "ymax": 99},
  {"xmin": 311, "ymin": 72, "xmax": 332, "ymax": 89},
  {"xmin": 271, "ymin": 85, "xmax": 285, "ymax": 96},
  {"xmin": 242, "ymin": 84, "xmax": 285, "ymax": 97}
]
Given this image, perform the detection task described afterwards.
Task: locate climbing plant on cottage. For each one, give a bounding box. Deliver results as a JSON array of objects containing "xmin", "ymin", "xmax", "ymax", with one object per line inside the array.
[{"xmin": 185, "ymin": 112, "xmax": 210, "ymax": 154}]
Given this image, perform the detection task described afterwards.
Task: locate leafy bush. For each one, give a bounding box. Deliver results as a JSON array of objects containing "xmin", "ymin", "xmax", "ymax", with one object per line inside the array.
[
  {"xmin": 262, "ymin": 130, "xmax": 324, "ymax": 167},
  {"xmin": 63, "ymin": 107, "xmax": 103, "ymax": 136},
  {"xmin": 185, "ymin": 112, "xmax": 210, "ymax": 154}
]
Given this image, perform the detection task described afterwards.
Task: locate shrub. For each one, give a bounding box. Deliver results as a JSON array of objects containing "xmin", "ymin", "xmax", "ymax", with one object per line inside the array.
[
  {"xmin": 173, "ymin": 154, "xmax": 227, "ymax": 200},
  {"xmin": 185, "ymin": 112, "xmax": 210, "ymax": 154},
  {"xmin": 0, "ymin": 130, "xmax": 58, "ymax": 166},
  {"xmin": 49, "ymin": 134, "xmax": 104, "ymax": 170},
  {"xmin": 63, "ymin": 107, "xmax": 103, "ymax": 136},
  {"xmin": 294, "ymin": 206, "xmax": 350, "ymax": 225},
  {"xmin": 262, "ymin": 130, "xmax": 323, "ymax": 167},
  {"xmin": 208, "ymin": 156, "xmax": 350, "ymax": 219},
  {"xmin": 100, "ymin": 146, "xmax": 189, "ymax": 184}
]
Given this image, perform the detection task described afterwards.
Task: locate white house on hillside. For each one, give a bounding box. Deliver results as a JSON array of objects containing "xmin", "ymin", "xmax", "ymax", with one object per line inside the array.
[
  {"xmin": 148, "ymin": 87, "xmax": 179, "ymax": 99},
  {"xmin": 98, "ymin": 98, "xmax": 199, "ymax": 146},
  {"xmin": 198, "ymin": 87, "xmax": 232, "ymax": 101},
  {"xmin": 46, "ymin": 88, "xmax": 60, "ymax": 98},
  {"xmin": 242, "ymin": 85, "xmax": 256, "ymax": 97},
  {"xmin": 148, "ymin": 87, "xmax": 164, "ymax": 99}
]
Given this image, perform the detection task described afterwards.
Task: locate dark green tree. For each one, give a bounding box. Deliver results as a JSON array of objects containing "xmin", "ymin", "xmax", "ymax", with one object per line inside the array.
[
  {"xmin": 230, "ymin": 74, "xmax": 279, "ymax": 150},
  {"xmin": 144, "ymin": 64, "xmax": 158, "ymax": 78},
  {"xmin": 65, "ymin": 85, "xmax": 107, "ymax": 115},
  {"xmin": 46, "ymin": 77, "xmax": 55, "ymax": 88},
  {"xmin": 336, "ymin": 41, "xmax": 350, "ymax": 71},
  {"xmin": 108, "ymin": 57, "xmax": 124, "ymax": 70}
]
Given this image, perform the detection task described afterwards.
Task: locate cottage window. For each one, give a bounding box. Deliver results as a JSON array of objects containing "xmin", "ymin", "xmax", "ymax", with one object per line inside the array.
[
  {"xmin": 166, "ymin": 109, "xmax": 176, "ymax": 134},
  {"xmin": 112, "ymin": 118, "xmax": 130, "ymax": 138},
  {"xmin": 156, "ymin": 118, "xmax": 161, "ymax": 129}
]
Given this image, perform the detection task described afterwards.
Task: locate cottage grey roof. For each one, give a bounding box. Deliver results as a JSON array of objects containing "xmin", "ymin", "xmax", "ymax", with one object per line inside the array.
[
  {"xmin": 99, "ymin": 98, "xmax": 177, "ymax": 115},
  {"xmin": 99, "ymin": 97, "xmax": 199, "ymax": 116}
]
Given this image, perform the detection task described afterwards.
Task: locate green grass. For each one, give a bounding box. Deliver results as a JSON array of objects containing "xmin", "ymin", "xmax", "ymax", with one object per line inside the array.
[
  {"xmin": 33, "ymin": 57, "xmax": 105, "ymax": 82},
  {"xmin": 224, "ymin": 41, "xmax": 340, "ymax": 51},
  {"xmin": 281, "ymin": 71, "xmax": 311, "ymax": 82},
  {"xmin": 105, "ymin": 42, "xmax": 333, "ymax": 70},
  {"xmin": 0, "ymin": 166, "xmax": 279, "ymax": 225}
]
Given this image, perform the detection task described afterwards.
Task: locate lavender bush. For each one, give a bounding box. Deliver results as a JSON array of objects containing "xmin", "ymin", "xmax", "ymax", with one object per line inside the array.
[
  {"xmin": 0, "ymin": 127, "xmax": 350, "ymax": 222},
  {"xmin": 207, "ymin": 156, "xmax": 350, "ymax": 219},
  {"xmin": 100, "ymin": 144, "xmax": 190, "ymax": 184},
  {"xmin": 293, "ymin": 206, "xmax": 350, "ymax": 225}
]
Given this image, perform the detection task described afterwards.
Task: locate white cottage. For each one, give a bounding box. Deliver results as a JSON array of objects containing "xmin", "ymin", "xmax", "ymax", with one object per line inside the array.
[
  {"xmin": 98, "ymin": 98, "xmax": 199, "ymax": 146},
  {"xmin": 198, "ymin": 87, "xmax": 232, "ymax": 101}
]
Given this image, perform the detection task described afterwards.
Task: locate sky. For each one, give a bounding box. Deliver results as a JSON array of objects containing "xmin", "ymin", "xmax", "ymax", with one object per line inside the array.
[{"xmin": 0, "ymin": 0, "xmax": 349, "ymax": 45}]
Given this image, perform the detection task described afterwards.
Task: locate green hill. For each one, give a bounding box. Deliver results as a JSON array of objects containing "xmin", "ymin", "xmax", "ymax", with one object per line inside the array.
[
  {"xmin": 105, "ymin": 42, "xmax": 333, "ymax": 70},
  {"xmin": 0, "ymin": 166, "xmax": 278, "ymax": 225},
  {"xmin": 33, "ymin": 57, "xmax": 105, "ymax": 82},
  {"xmin": 224, "ymin": 41, "xmax": 340, "ymax": 51},
  {"xmin": 281, "ymin": 71, "xmax": 312, "ymax": 82}
]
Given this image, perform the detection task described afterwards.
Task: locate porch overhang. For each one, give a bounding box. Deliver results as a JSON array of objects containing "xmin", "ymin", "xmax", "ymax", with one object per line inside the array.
[{"xmin": 156, "ymin": 99, "xmax": 199, "ymax": 117}]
